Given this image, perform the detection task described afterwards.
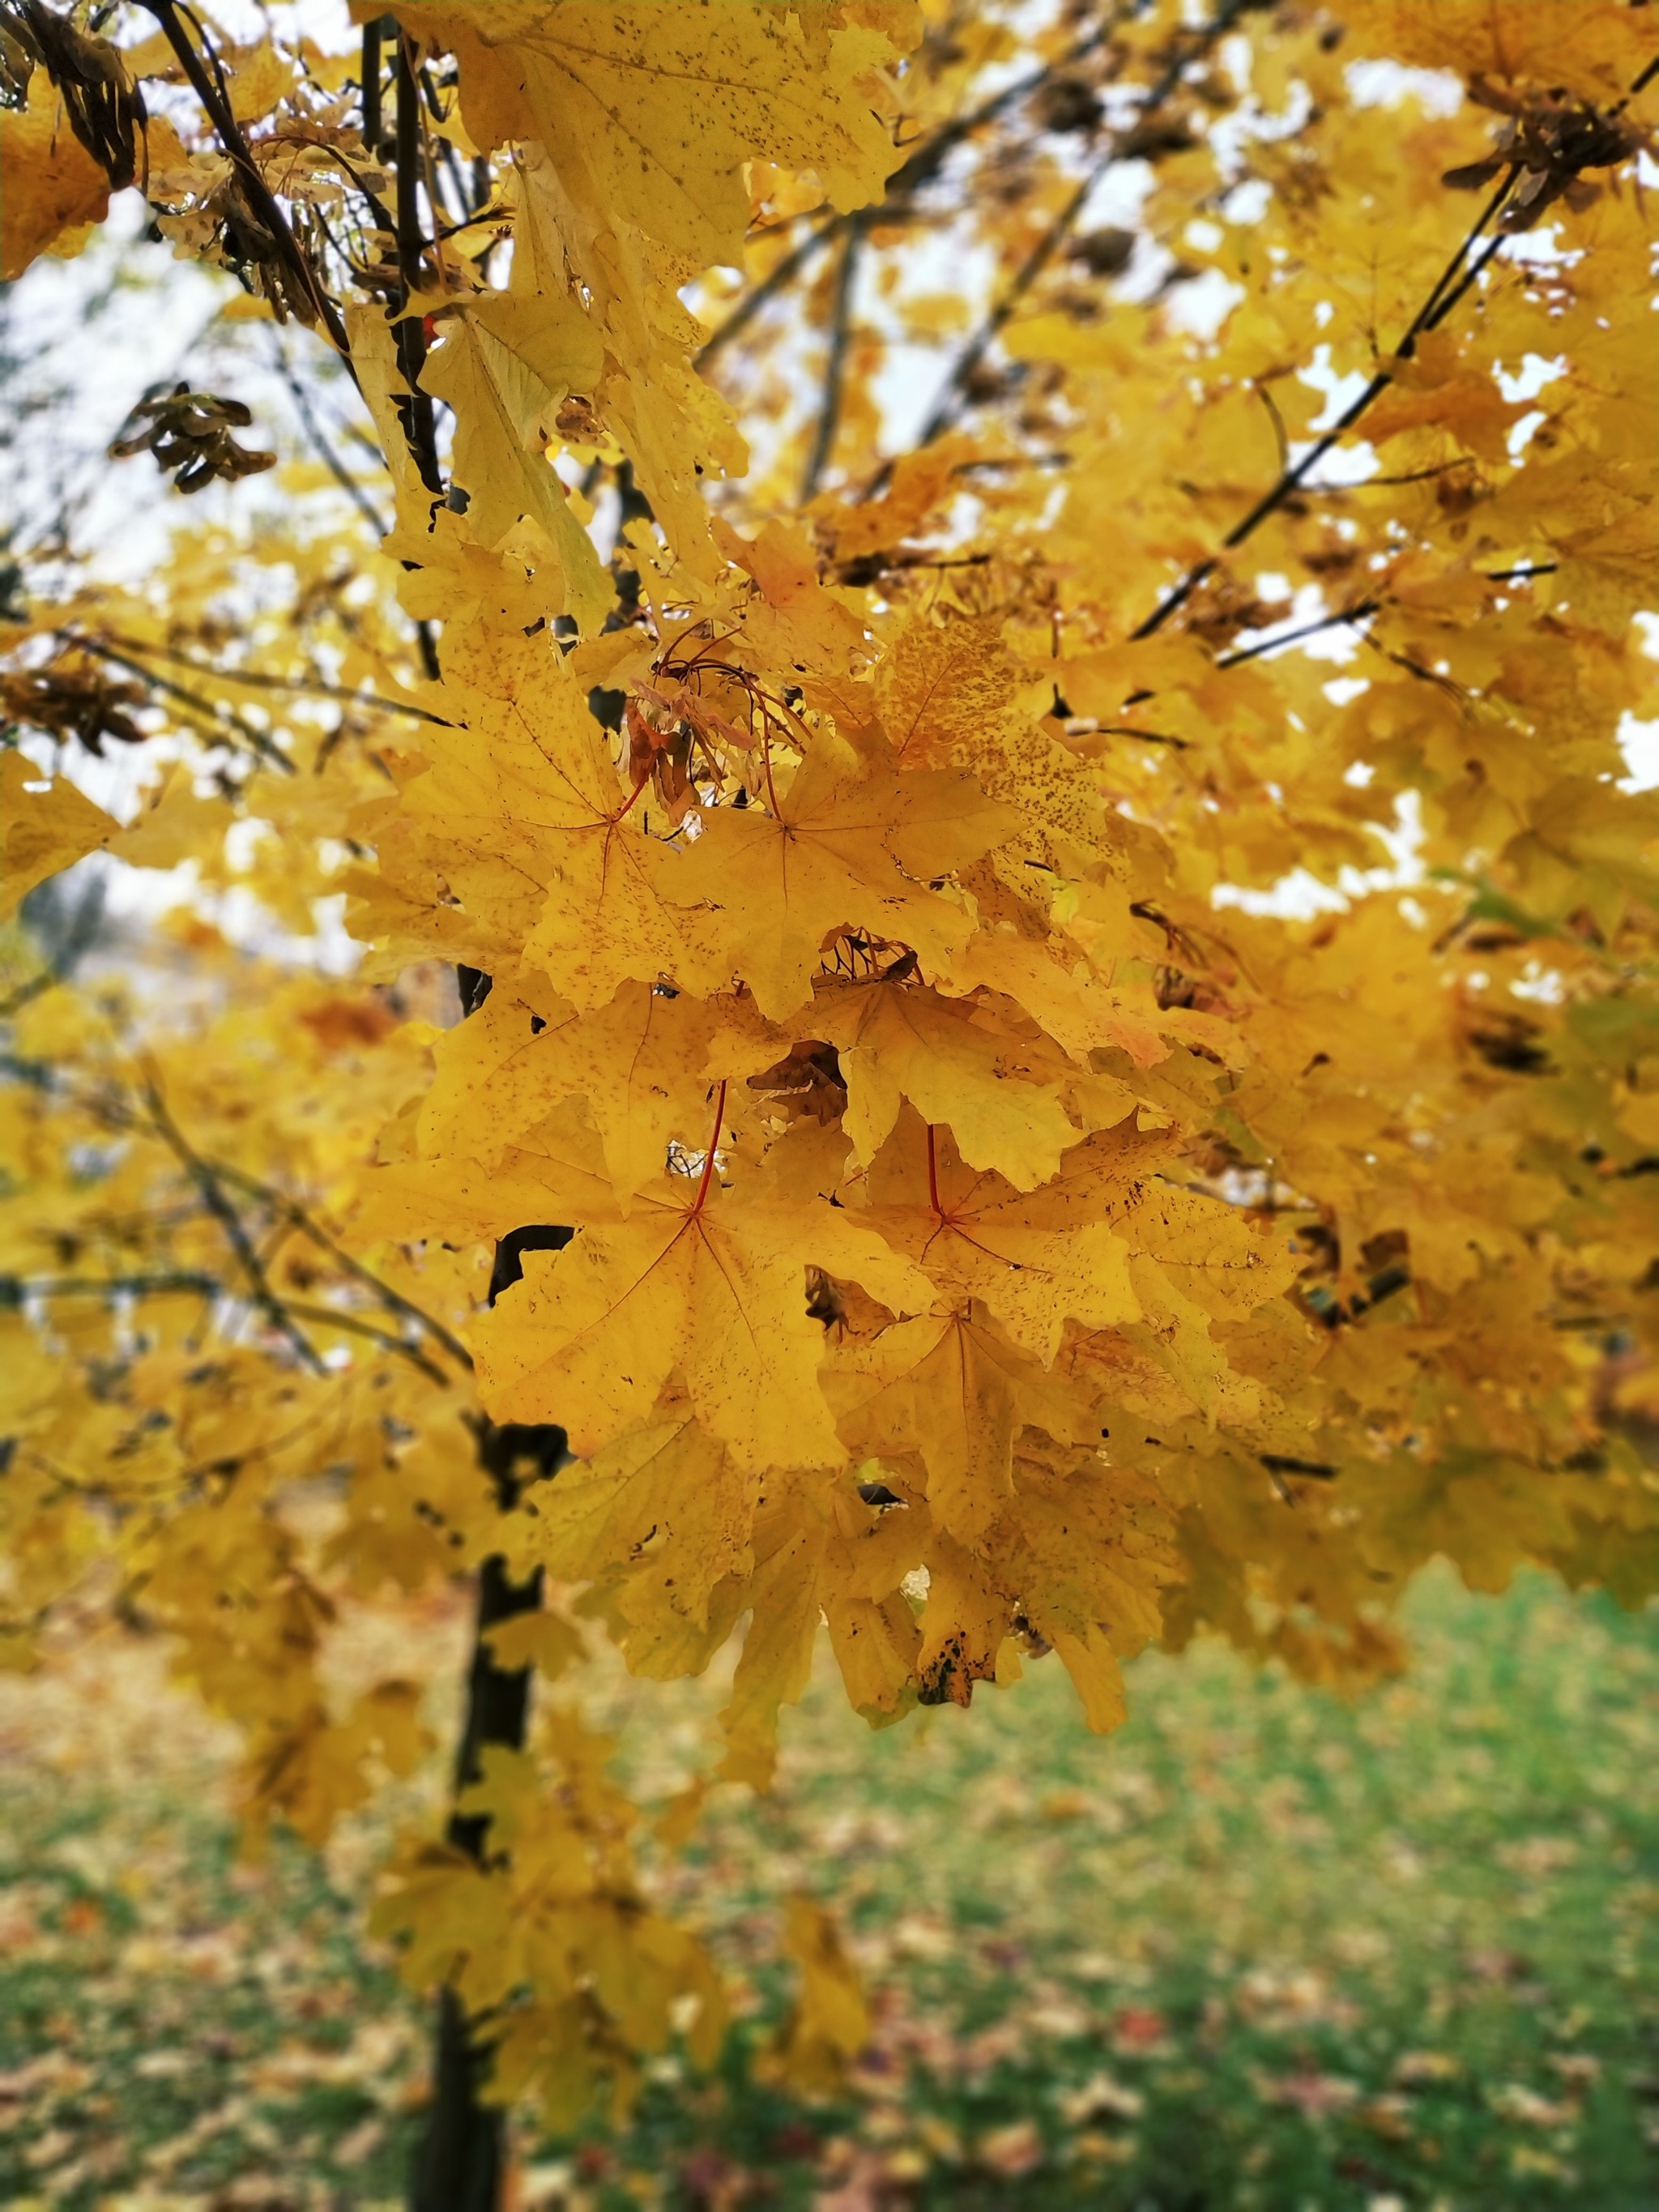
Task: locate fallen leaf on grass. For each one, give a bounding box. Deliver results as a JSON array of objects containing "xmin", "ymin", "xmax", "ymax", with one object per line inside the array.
[
  {"xmin": 1489, "ymin": 2082, "xmax": 1577, "ymax": 2128},
  {"xmin": 1392, "ymin": 2049, "xmax": 1462, "ymax": 2086},
  {"xmin": 1058, "ymin": 2070, "xmax": 1145, "ymax": 2124},
  {"xmin": 1356, "ymin": 2092, "xmax": 1415, "ymax": 2141},
  {"xmin": 976, "ymin": 2120, "xmax": 1043, "ymax": 2176},
  {"xmin": 1109, "ymin": 2005, "xmax": 1172, "ymax": 2056},
  {"xmin": 332, "ymin": 2115, "xmax": 385, "ymax": 2166},
  {"xmin": 1258, "ymin": 2069, "xmax": 1362, "ymax": 2118},
  {"xmin": 1510, "ymin": 2145, "xmax": 1577, "ymax": 2180}
]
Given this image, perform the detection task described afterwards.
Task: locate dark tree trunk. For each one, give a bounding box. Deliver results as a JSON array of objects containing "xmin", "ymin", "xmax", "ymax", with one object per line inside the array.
[{"xmin": 411, "ymin": 1198, "xmax": 572, "ymax": 2212}]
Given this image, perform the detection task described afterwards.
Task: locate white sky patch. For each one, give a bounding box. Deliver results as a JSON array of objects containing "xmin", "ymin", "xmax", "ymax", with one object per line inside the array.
[
  {"xmin": 1213, "ymin": 792, "xmax": 1424, "ymax": 920},
  {"xmin": 1163, "ymin": 267, "xmax": 1244, "ymax": 342},
  {"xmin": 1228, "ymin": 580, "xmax": 1367, "ymax": 666},
  {"xmin": 1623, "ymin": 617, "xmax": 1659, "ymax": 789},
  {"xmin": 1346, "ymin": 61, "xmax": 1463, "ymax": 116},
  {"xmin": 1496, "ymin": 352, "xmax": 1567, "ymax": 403}
]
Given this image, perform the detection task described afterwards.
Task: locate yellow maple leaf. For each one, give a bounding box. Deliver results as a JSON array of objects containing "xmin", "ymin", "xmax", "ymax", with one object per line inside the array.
[
  {"xmin": 526, "ymin": 1411, "xmax": 755, "ymax": 1638},
  {"xmin": 473, "ymin": 1133, "xmax": 934, "ymax": 1463},
  {"xmin": 812, "ymin": 976, "xmax": 1080, "ymax": 1189},
  {"xmin": 422, "ymin": 981, "xmax": 787, "ymax": 1206},
  {"xmin": 825, "ymin": 1301, "xmax": 1099, "ymax": 1544},
  {"xmin": 421, "ymin": 293, "xmax": 611, "ymax": 632},
  {"xmin": 396, "ymin": 2, "xmax": 911, "ymax": 267},
  {"xmin": 1, "ymin": 754, "xmax": 118, "ymax": 921},
  {"xmin": 397, "ymin": 628, "xmax": 729, "ymax": 1003},
  {"xmin": 856, "ymin": 1113, "xmax": 1142, "ymax": 1360},
  {"xmin": 665, "ymin": 753, "xmax": 1014, "ymax": 1020},
  {"xmin": 0, "ymin": 75, "xmax": 110, "ymax": 282}
]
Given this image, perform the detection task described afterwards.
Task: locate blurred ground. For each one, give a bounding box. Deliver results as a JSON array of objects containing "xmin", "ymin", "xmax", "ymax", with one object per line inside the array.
[{"xmin": 0, "ymin": 1565, "xmax": 1654, "ymax": 2211}]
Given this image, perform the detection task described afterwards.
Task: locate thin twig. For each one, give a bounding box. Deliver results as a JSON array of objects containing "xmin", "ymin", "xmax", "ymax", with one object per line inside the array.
[
  {"xmin": 205, "ymin": 1156, "xmax": 475, "ymax": 1372},
  {"xmin": 1215, "ymin": 598, "xmax": 1382, "ymax": 668},
  {"xmin": 697, "ymin": 213, "xmax": 844, "ymax": 368},
  {"xmin": 267, "ymin": 339, "xmax": 389, "ymax": 536},
  {"xmin": 800, "ymin": 214, "xmax": 866, "ymax": 502},
  {"xmin": 696, "ymin": 24, "xmax": 1119, "ymax": 373},
  {"xmin": 0, "ymin": 973, "xmax": 56, "ymax": 1020},
  {"xmin": 137, "ymin": 1, "xmax": 356, "ymax": 370},
  {"xmin": 1131, "ymin": 167, "xmax": 1519, "ymax": 640},
  {"xmin": 139, "ymin": 1067, "xmax": 326, "ymax": 1372},
  {"xmin": 2, "ymin": 1053, "xmax": 469, "ymax": 1373},
  {"xmin": 904, "ymin": 159, "xmax": 1103, "ymax": 459},
  {"xmin": 872, "ymin": 0, "xmax": 1251, "ymax": 492},
  {"xmin": 0, "ymin": 1271, "xmax": 220, "ymax": 1304},
  {"xmin": 70, "ymin": 637, "xmax": 296, "ymax": 774},
  {"xmin": 282, "ymin": 1299, "xmax": 452, "ymax": 1386},
  {"xmin": 96, "ymin": 632, "xmax": 450, "ymax": 726}
]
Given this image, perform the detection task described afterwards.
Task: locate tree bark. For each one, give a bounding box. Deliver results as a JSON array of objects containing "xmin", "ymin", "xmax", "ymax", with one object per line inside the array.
[{"xmin": 411, "ymin": 1215, "xmax": 571, "ymax": 2212}]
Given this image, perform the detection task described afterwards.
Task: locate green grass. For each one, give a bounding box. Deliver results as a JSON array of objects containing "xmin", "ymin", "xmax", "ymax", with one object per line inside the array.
[{"xmin": 1, "ymin": 1565, "xmax": 1654, "ymax": 2209}]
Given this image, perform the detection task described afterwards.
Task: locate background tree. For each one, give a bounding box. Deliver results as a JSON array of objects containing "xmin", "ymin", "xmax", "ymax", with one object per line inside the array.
[{"xmin": 3, "ymin": 2, "xmax": 1657, "ymax": 2206}]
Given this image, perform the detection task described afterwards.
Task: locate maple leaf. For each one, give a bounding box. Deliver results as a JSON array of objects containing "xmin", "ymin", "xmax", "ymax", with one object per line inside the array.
[
  {"xmin": 1, "ymin": 753, "xmax": 118, "ymax": 920},
  {"xmin": 420, "ymin": 293, "xmax": 611, "ymax": 631},
  {"xmin": 812, "ymin": 976, "xmax": 1081, "ymax": 1189},
  {"xmin": 393, "ymin": 2, "xmax": 911, "ymax": 267},
  {"xmin": 915, "ymin": 1531, "xmax": 1009, "ymax": 1708},
  {"xmin": 521, "ymin": 1411, "xmax": 755, "ymax": 1650},
  {"xmin": 473, "ymin": 1145, "xmax": 934, "ymax": 1464},
  {"xmin": 0, "ymin": 72, "xmax": 112, "ymax": 282},
  {"xmin": 399, "ymin": 627, "xmax": 730, "ymax": 1004},
  {"xmin": 853, "ymin": 1112, "xmax": 1144, "ymax": 1362},
  {"xmin": 824, "ymin": 1301, "xmax": 1100, "ymax": 1545},
  {"xmin": 356, "ymin": 1101, "xmax": 621, "ymax": 1245},
  {"xmin": 664, "ymin": 752, "xmax": 1016, "ymax": 1020},
  {"xmin": 419, "ymin": 980, "xmax": 779, "ymax": 1206},
  {"xmin": 876, "ymin": 613, "xmax": 1030, "ymax": 771}
]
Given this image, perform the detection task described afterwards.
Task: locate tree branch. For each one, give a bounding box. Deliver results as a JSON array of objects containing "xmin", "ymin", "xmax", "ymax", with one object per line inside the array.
[
  {"xmin": 136, "ymin": 1, "xmax": 356, "ymax": 369},
  {"xmin": 872, "ymin": 0, "xmax": 1253, "ymax": 492},
  {"xmin": 139, "ymin": 1067, "xmax": 326, "ymax": 1372},
  {"xmin": 68, "ymin": 637, "xmax": 296, "ymax": 774},
  {"xmin": 360, "ymin": 12, "xmax": 383, "ymax": 156},
  {"xmin": 1215, "ymin": 597, "xmax": 1382, "ymax": 668},
  {"xmin": 392, "ymin": 28, "xmax": 442, "ymax": 497},
  {"xmin": 0, "ymin": 1270, "xmax": 220, "ymax": 1305},
  {"xmin": 94, "ymin": 631, "xmax": 450, "ymax": 727},
  {"xmin": 1131, "ymin": 166, "xmax": 1519, "ymax": 640},
  {"xmin": 800, "ymin": 214, "xmax": 866, "ymax": 502},
  {"xmin": 267, "ymin": 339, "xmax": 389, "ymax": 536},
  {"xmin": 695, "ymin": 14, "xmax": 1124, "ymax": 374},
  {"xmin": 697, "ymin": 212, "xmax": 843, "ymax": 369},
  {"xmin": 282, "ymin": 1299, "xmax": 453, "ymax": 1386},
  {"xmin": 204, "ymin": 1155, "xmax": 475, "ymax": 1373}
]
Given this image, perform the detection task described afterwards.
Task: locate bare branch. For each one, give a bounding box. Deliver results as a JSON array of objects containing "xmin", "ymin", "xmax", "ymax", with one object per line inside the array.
[
  {"xmin": 93, "ymin": 631, "xmax": 451, "ymax": 727},
  {"xmin": 800, "ymin": 214, "xmax": 866, "ymax": 502},
  {"xmin": 139, "ymin": 1065, "xmax": 326, "ymax": 1372},
  {"xmin": 872, "ymin": 0, "xmax": 1255, "ymax": 493},
  {"xmin": 1132, "ymin": 168, "xmax": 1520, "ymax": 640},
  {"xmin": 204, "ymin": 1156, "xmax": 476, "ymax": 1373},
  {"xmin": 1215, "ymin": 598, "xmax": 1382, "ymax": 669},
  {"xmin": 68, "ymin": 636, "xmax": 296, "ymax": 774},
  {"xmin": 136, "ymin": 1, "xmax": 356, "ymax": 368}
]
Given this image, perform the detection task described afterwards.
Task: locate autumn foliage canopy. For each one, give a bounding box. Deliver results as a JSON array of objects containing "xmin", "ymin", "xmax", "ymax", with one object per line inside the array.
[{"xmin": 2, "ymin": 0, "xmax": 1657, "ymax": 2143}]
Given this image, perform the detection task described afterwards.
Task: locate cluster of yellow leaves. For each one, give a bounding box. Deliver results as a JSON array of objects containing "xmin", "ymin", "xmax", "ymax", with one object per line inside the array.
[
  {"xmin": 5, "ymin": 0, "xmax": 1659, "ymax": 2129},
  {"xmin": 0, "ymin": 946, "xmax": 739, "ymax": 2116},
  {"xmin": 373, "ymin": 1727, "xmax": 727, "ymax": 2129},
  {"xmin": 340, "ymin": 0, "xmax": 1657, "ymax": 1761}
]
